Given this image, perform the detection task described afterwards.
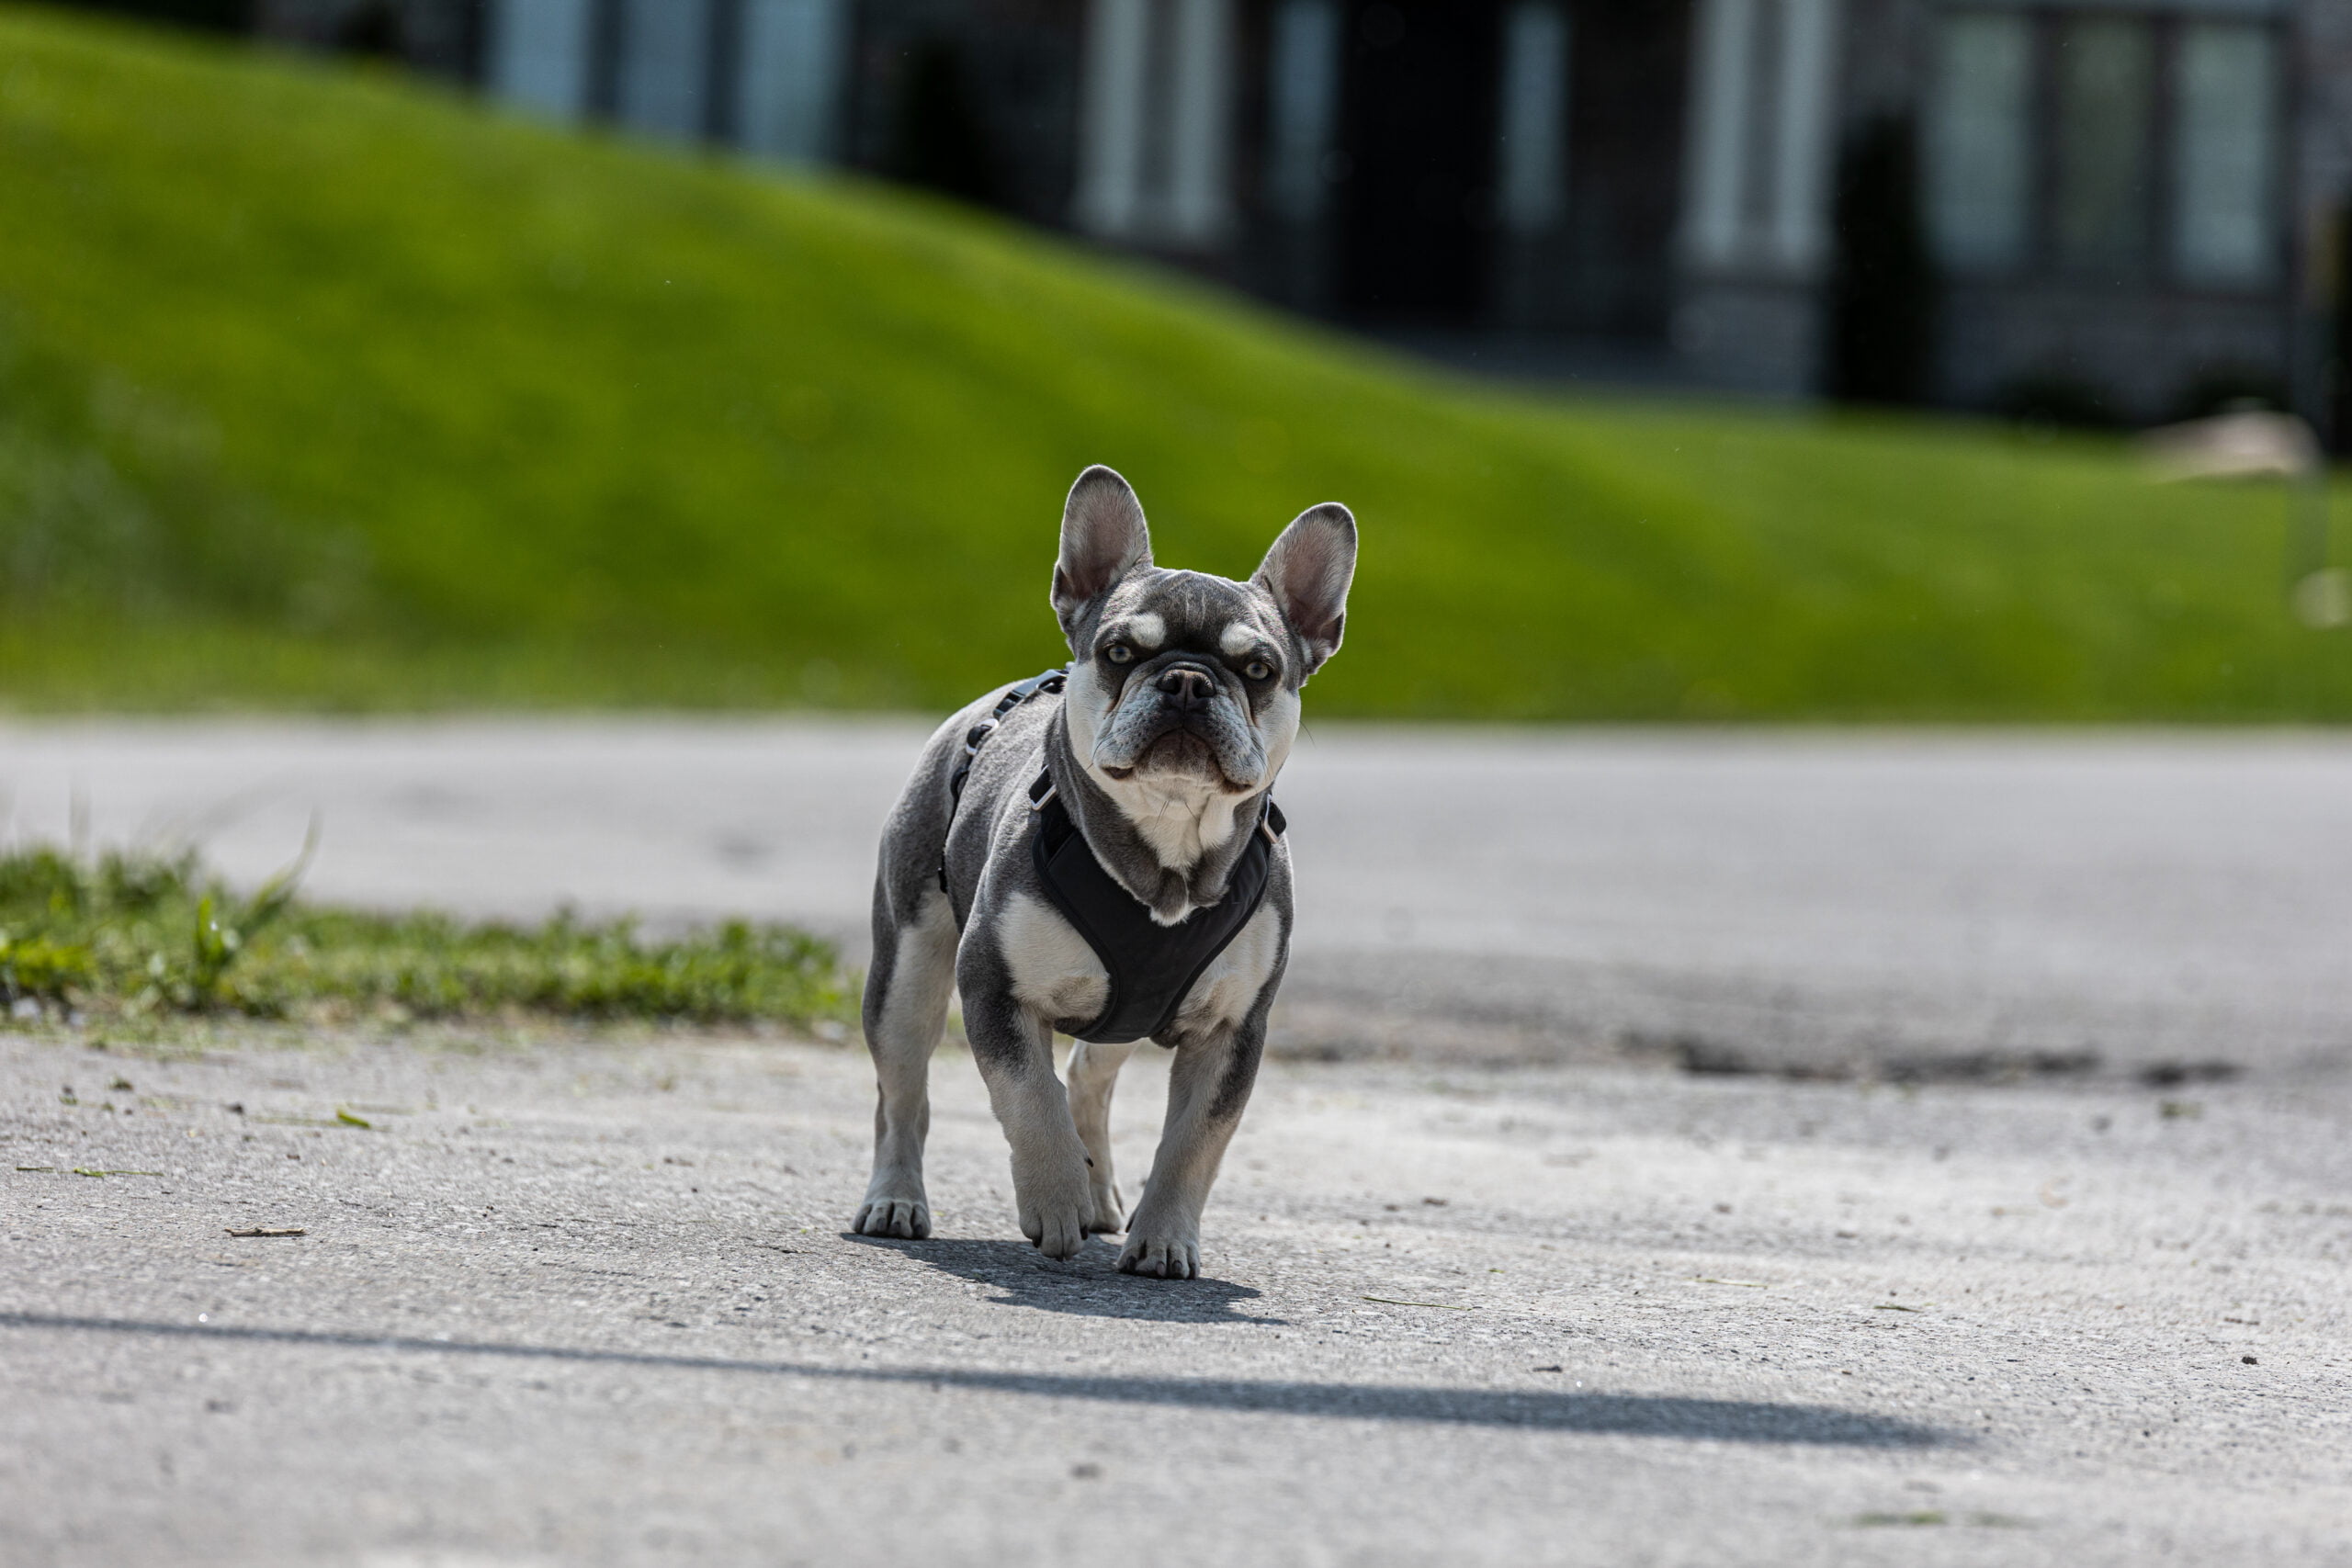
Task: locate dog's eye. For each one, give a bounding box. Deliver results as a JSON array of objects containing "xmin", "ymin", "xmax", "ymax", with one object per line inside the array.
[
  {"xmin": 1103, "ymin": 644, "xmax": 1134, "ymax": 666},
  {"xmin": 1244, "ymin": 660, "xmax": 1272, "ymax": 682}
]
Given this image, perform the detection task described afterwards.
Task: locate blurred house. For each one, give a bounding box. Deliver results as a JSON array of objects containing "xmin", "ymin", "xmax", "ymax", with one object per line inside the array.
[{"xmin": 250, "ymin": 0, "xmax": 2352, "ymax": 428}]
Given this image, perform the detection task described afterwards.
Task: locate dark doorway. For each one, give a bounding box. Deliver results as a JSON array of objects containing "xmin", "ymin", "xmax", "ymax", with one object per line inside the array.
[
  {"xmin": 888, "ymin": 40, "xmax": 1001, "ymax": 209},
  {"xmin": 1336, "ymin": 1, "xmax": 1502, "ymax": 322},
  {"xmin": 334, "ymin": 1, "xmax": 403, "ymax": 59},
  {"xmin": 1827, "ymin": 113, "xmax": 1936, "ymax": 404},
  {"xmin": 1561, "ymin": 0, "xmax": 1691, "ymax": 337}
]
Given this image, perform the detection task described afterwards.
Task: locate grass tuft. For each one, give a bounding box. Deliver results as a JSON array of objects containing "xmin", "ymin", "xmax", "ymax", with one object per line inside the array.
[{"xmin": 0, "ymin": 840, "xmax": 855, "ymax": 1029}]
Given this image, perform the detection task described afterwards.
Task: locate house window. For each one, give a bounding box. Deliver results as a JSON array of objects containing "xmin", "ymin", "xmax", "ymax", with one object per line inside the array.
[
  {"xmin": 490, "ymin": 0, "xmax": 594, "ymax": 118},
  {"xmin": 616, "ymin": 0, "xmax": 716, "ymax": 141},
  {"xmin": 1927, "ymin": 6, "xmax": 2282, "ymax": 293},
  {"xmin": 2174, "ymin": 21, "xmax": 2278, "ymax": 287},
  {"xmin": 2052, "ymin": 15, "xmax": 2155, "ymax": 276},
  {"xmin": 737, "ymin": 0, "xmax": 849, "ymax": 164},
  {"xmin": 1927, "ymin": 10, "xmax": 2031, "ymax": 271},
  {"xmin": 1497, "ymin": 2, "xmax": 1570, "ymax": 234},
  {"xmin": 1266, "ymin": 0, "xmax": 1341, "ymax": 223},
  {"xmin": 483, "ymin": 0, "xmax": 848, "ymax": 163}
]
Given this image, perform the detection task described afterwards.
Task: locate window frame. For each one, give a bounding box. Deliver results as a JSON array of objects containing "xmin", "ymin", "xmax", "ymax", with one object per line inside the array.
[{"xmin": 1926, "ymin": 1, "xmax": 2290, "ymax": 297}]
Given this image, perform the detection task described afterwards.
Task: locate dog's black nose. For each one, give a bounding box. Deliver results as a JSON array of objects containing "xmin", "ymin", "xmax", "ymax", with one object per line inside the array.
[{"xmin": 1155, "ymin": 665, "xmax": 1216, "ymax": 710}]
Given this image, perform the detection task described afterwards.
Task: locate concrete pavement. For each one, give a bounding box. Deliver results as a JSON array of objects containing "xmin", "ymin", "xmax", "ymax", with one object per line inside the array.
[{"xmin": 4, "ymin": 1026, "xmax": 2349, "ymax": 1567}]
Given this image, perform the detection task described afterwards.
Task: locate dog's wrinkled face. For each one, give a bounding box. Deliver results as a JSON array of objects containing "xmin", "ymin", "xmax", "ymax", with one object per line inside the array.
[
  {"xmin": 1079, "ymin": 570, "xmax": 1294, "ymax": 794},
  {"xmin": 1049, "ymin": 468, "xmax": 1354, "ymax": 844}
]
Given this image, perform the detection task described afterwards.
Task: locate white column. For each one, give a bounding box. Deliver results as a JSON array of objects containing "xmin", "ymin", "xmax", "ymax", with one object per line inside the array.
[
  {"xmin": 1498, "ymin": 1, "xmax": 1570, "ymax": 233},
  {"xmin": 1265, "ymin": 0, "xmax": 1340, "ymax": 223},
  {"xmin": 1683, "ymin": 0, "xmax": 1756, "ymax": 268},
  {"xmin": 489, "ymin": 0, "xmax": 594, "ymax": 119},
  {"xmin": 1076, "ymin": 0, "xmax": 1153, "ymax": 237},
  {"xmin": 1769, "ymin": 0, "xmax": 1841, "ymax": 271},
  {"xmin": 617, "ymin": 0, "xmax": 714, "ymax": 141},
  {"xmin": 1164, "ymin": 0, "xmax": 1235, "ymax": 244},
  {"xmin": 738, "ymin": 0, "xmax": 848, "ymax": 163}
]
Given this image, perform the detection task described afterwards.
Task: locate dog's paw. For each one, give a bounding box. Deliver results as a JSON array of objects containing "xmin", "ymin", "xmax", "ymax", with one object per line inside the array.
[
  {"xmin": 1116, "ymin": 1231, "xmax": 1200, "ymax": 1280},
  {"xmin": 1012, "ymin": 1154, "xmax": 1092, "ymax": 1260},
  {"xmin": 853, "ymin": 1193, "xmax": 932, "ymax": 1240},
  {"xmin": 1084, "ymin": 1179, "xmax": 1126, "ymax": 1236}
]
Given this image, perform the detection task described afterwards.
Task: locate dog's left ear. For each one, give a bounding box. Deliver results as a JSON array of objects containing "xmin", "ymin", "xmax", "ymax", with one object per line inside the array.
[{"xmin": 1254, "ymin": 502, "xmax": 1356, "ymax": 676}]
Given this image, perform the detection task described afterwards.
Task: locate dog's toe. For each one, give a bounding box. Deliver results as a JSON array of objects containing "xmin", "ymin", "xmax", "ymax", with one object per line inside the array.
[
  {"xmin": 1028, "ymin": 1204, "xmax": 1089, "ymax": 1260},
  {"xmin": 853, "ymin": 1199, "xmax": 931, "ymax": 1240},
  {"xmin": 1116, "ymin": 1235, "xmax": 1198, "ymax": 1280}
]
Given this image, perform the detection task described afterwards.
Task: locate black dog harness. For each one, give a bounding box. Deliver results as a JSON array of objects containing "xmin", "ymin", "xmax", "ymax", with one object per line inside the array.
[{"xmin": 942, "ymin": 669, "xmax": 1285, "ymax": 1045}]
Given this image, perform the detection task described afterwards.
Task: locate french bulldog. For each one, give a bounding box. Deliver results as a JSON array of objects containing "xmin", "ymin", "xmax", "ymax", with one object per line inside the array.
[{"xmin": 852, "ymin": 465, "xmax": 1356, "ymax": 1278}]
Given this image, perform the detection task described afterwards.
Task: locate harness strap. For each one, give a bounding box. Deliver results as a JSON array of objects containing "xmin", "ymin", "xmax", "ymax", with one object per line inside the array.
[{"xmin": 938, "ymin": 669, "xmax": 1066, "ymax": 892}]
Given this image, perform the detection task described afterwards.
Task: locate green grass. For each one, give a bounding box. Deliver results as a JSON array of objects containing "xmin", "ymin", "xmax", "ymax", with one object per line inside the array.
[
  {"xmin": 0, "ymin": 839, "xmax": 854, "ymax": 1027},
  {"xmin": 0, "ymin": 4, "xmax": 2346, "ymax": 719}
]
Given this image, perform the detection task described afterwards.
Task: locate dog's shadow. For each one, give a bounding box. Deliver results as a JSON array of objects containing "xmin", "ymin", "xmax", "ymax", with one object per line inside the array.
[{"xmin": 845, "ymin": 1234, "xmax": 1287, "ymax": 1325}]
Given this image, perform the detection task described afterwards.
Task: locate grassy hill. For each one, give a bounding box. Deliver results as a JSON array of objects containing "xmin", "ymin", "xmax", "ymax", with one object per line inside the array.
[{"xmin": 0, "ymin": 4, "xmax": 2346, "ymax": 720}]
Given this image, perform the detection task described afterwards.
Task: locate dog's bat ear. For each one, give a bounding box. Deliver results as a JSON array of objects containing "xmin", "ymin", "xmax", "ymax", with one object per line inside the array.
[
  {"xmin": 1255, "ymin": 502, "xmax": 1355, "ymax": 675},
  {"xmin": 1052, "ymin": 466, "xmax": 1153, "ymax": 640}
]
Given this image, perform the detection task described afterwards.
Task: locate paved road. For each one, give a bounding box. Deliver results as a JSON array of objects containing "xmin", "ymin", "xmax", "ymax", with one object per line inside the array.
[
  {"xmin": 4, "ymin": 1028, "xmax": 2347, "ymax": 1566},
  {"xmin": 5, "ymin": 719, "xmax": 2350, "ymax": 1074}
]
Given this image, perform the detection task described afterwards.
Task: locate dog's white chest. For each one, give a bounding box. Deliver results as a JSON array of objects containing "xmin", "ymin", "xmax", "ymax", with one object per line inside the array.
[
  {"xmin": 997, "ymin": 891, "xmax": 1111, "ymax": 1023},
  {"xmin": 1167, "ymin": 899, "xmax": 1283, "ymax": 1039}
]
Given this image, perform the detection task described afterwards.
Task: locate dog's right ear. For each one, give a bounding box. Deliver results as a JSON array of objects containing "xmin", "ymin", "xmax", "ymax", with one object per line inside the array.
[{"xmin": 1052, "ymin": 466, "xmax": 1153, "ymax": 640}]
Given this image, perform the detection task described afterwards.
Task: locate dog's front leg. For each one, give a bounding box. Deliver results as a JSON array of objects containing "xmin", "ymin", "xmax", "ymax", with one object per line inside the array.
[
  {"xmin": 959, "ymin": 982, "xmax": 1096, "ymax": 1260},
  {"xmin": 1118, "ymin": 1018, "xmax": 1264, "ymax": 1280}
]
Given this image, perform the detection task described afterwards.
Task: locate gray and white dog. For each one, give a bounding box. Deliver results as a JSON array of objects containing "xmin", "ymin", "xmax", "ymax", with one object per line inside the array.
[{"xmin": 852, "ymin": 465, "xmax": 1356, "ymax": 1279}]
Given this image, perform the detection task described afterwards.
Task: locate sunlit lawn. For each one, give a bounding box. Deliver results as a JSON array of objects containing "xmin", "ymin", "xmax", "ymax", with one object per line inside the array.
[{"xmin": 0, "ymin": 5, "xmax": 2344, "ymax": 719}]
